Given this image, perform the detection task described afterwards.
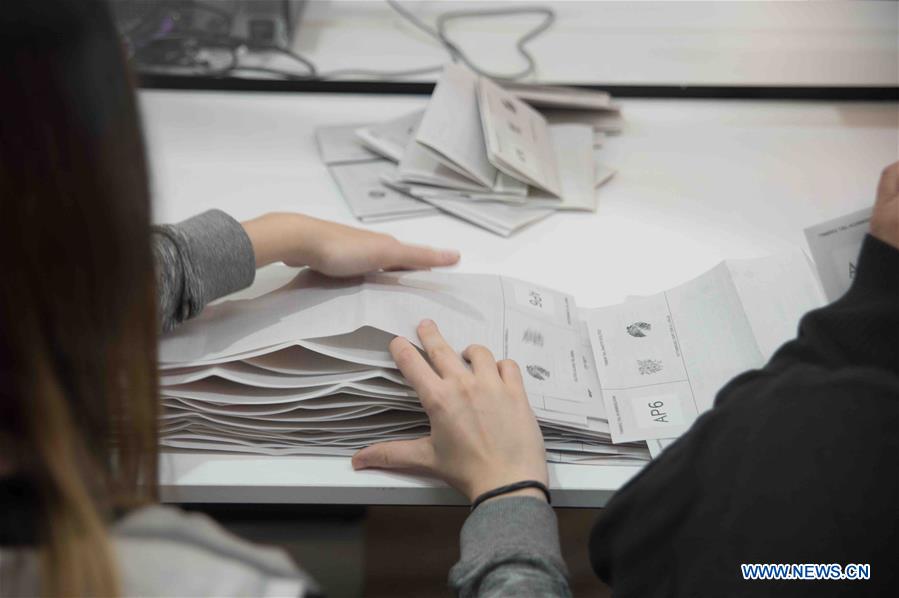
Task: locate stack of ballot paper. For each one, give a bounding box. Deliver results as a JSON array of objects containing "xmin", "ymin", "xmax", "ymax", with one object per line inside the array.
[
  {"xmin": 159, "ymin": 208, "xmax": 873, "ymax": 463},
  {"xmin": 315, "ymin": 64, "xmax": 619, "ymax": 235},
  {"xmin": 158, "ymin": 269, "xmax": 650, "ymax": 464}
]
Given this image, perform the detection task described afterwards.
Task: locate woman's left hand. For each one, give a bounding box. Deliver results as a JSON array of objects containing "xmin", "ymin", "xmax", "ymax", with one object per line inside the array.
[{"xmin": 242, "ymin": 212, "xmax": 460, "ymax": 275}]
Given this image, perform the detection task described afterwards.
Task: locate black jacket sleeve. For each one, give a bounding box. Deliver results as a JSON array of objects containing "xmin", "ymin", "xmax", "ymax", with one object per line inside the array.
[{"xmin": 589, "ymin": 235, "xmax": 899, "ymax": 597}]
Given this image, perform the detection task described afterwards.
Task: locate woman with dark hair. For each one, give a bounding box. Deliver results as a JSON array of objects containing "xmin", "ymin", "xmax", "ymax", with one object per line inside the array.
[
  {"xmin": 0, "ymin": 1, "xmax": 496, "ymax": 595},
  {"xmin": 0, "ymin": 1, "xmax": 567, "ymax": 596}
]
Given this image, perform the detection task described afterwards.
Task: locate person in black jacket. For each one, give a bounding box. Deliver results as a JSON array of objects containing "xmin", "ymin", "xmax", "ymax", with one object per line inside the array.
[
  {"xmin": 353, "ymin": 162, "xmax": 899, "ymax": 598},
  {"xmin": 589, "ymin": 162, "xmax": 899, "ymax": 596},
  {"xmin": 357, "ymin": 164, "xmax": 897, "ymax": 597}
]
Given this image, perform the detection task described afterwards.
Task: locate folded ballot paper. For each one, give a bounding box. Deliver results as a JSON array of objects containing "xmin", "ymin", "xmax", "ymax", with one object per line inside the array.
[
  {"xmin": 315, "ymin": 124, "xmax": 438, "ymax": 223},
  {"xmin": 159, "ymin": 241, "xmax": 834, "ymax": 462},
  {"xmin": 587, "ymin": 250, "xmax": 827, "ymax": 445},
  {"xmin": 803, "ymin": 206, "xmax": 873, "ymax": 302},
  {"xmin": 640, "ymin": 208, "xmax": 873, "ymax": 457},
  {"xmin": 315, "ymin": 64, "xmax": 619, "ymax": 234},
  {"xmin": 159, "ymin": 269, "xmax": 642, "ymax": 464}
]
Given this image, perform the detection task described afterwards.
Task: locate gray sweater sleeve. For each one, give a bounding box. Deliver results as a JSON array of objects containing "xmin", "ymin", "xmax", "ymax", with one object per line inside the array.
[
  {"xmin": 449, "ymin": 497, "xmax": 571, "ymax": 598},
  {"xmin": 153, "ymin": 209, "xmax": 256, "ymax": 332}
]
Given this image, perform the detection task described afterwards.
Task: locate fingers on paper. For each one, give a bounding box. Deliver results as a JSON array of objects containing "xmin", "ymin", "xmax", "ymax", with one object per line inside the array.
[
  {"xmin": 877, "ymin": 161, "xmax": 899, "ymax": 203},
  {"xmin": 389, "ymin": 337, "xmax": 441, "ymax": 409},
  {"xmin": 462, "ymin": 344, "xmax": 500, "ymax": 382},
  {"xmin": 386, "ymin": 242, "xmax": 460, "ymax": 270},
  {"xmin": 417, "ymin": 320, "xmax": 467, "ymax": 378},
  {"xmin": 497, "ymin": 359, "xmax": 525, "ymax": 395}
]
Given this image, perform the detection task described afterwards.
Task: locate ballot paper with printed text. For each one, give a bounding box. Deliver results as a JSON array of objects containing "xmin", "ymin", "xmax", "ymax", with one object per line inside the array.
[
  {"xmin": 804, "ymin": 207, "xmax": 873, "ymax": 302},
  {"xmin": 316, "ymin": 124, "xmax": 437, "ymax": 222},
  {"xmin": 160, "ymin": 250, "xmax": 823, "ymax": 451},
  {"xmin": 413, "ymin": 64, "xmax": 529, "ymax": 195},
  {"xmin": 477, "ymin": 76, "xmax": 562, "ymax": 197},
  {"xmin": 160, "ymin": 270, "xmax": 607, "ymax": 427},
  {"xmin": 583, "ymin": 250, "xmax": 825, "ymax": 443}
]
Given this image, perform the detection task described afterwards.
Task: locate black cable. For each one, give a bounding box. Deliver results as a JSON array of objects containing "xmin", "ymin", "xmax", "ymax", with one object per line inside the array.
[
  {"xmin": 189, "ymin": 0, "xmax": 233, "ymax": 24},
  {"xmin": 134, "ymin": 28, "xmax": 317, "ymax": 79},
  {"xmin": 124, "ymin": 0, "xmax": 556, "ymax": 83}
]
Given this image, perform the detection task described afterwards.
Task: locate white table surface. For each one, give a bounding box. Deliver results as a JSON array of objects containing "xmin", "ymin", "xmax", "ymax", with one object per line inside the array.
[
  {"xmin": 289, "ymin": 0, "xmax": 898, "ymax": 86},
  {"xmin": 143, "ymin": 89, "xmax": 898, "ymax": 505}
]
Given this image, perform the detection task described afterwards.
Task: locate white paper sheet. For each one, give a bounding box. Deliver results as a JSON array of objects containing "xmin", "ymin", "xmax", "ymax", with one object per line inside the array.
[
  {"xmin": 160, "ymin": 361, "xmax": 405, "ymax": 388},
  {"xmin": 543, "ymin": 109, "xmax": 625, "ymax": 134},
  {"xmin": 398, "ymin": 122, "xmax": 493, "ymax": 192},
  {"xmin": 504, "ymin": 83, "xmax": 619, "ymax": 112},
  {"xmin": 414, "ymin": 64, "xmax": 497, "ymax": 188},
  {"xmin": 804, "ymin": 207, "xmax": 872, "ymax": 302},
  {"xmin": 478, "ymin": 76, "xmax": 562, "ymax": 197},
  {"xmin": 594, "ymin": 162, "xmax": 617, "ymax": 189},
  {"xmin": 412, "ymin": 195, "xmax": 554, "ymax": 237},
  {"xmin": 160, "ymin": 270, "xmax": 606, "ymax": 421},
  {"xmin": 315, "ymin": 124, "xmax": 379, "ymax": 164},
  {"xmin": 327, "ymin": 160, "xmax": 437, "ymax": 222},
  {"xmin": 646, "ymin": 437, "xmax": 676, "ymax": 458},
  {"xmin": 583, "ymin": 250, "xmax": 824, "ymax": 443},
  {"xmin": 355, "ymin": 109, "xmax": 423, "ymax": 162},
  {"xmin": 243, "ymin": 344, "xmax": 369, "ymax": 375},
  {"xmin": 525, "ymin": 125, "xmax": 596, "ymax": 211},
  {"xmin": 159, "ymin": 250, "xmax": 818, "ymax": 459}
]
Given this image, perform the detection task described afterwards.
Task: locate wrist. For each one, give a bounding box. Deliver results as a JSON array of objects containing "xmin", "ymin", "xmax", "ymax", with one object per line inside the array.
[
  {"xmin": 242, "ymin": 213, "xmax": 314, "ymax": 268},
  {"xmin": 871, "ymin": 227, "xmax": 899, "ymax": 252},
  {"xmin": 479, "ymin": 486, "xmax": 548, "ymax": 507},
  {"xmin": 467, "ymin": 468, "xmax": 549, "ymax": 502},
  {"xmin": 467, "ymin": 475, "xmax": 551, "ymax": 508}
]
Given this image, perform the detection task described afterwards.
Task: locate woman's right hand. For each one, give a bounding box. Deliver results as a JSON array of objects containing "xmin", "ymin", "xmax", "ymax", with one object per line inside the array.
[{"xmin": 352, "ymin": 320, "xmax": 549, "ymax": 504}]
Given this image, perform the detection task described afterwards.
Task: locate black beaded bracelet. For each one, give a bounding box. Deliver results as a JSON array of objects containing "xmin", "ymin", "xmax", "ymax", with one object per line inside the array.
[{"xmin": 470, "ymin": 480, "xmax": 552, "ymax": 512}]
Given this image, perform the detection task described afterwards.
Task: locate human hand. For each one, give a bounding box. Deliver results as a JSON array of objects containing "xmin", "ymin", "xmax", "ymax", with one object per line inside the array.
[
  {"xmin": 242, "ymin": 213, "xmax": 460, "ymax": 275},
  {"xmin": 352, "ymin": 320, "xmax": 549, "ymax": 504},
  {"xmin": 872, "ymin": 162, "xmax": 899, "ymax": 251}
]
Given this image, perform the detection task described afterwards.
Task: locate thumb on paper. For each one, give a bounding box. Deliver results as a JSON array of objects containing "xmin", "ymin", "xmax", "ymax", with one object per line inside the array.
[{"xmin": 352, "ymin": 437, "xmax": 435, "ymax": 472}]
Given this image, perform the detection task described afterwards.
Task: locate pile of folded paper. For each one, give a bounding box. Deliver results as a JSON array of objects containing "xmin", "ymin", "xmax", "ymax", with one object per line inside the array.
[
  {"xmin": 156, "ymin": 210, "xmax": 843, "ymax": 463},
  {"xmin": 158, "ymin": 268, "xmax": 650, "ymax": 465},
  {"xmin": 315, "ymin": 64, "xmax": 620, "ymax": 236}
]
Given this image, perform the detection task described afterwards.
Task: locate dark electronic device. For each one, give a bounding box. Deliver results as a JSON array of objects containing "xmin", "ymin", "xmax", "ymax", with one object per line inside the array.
[{"xmin": 112, "ymin": 1, "xmax": 306, "ymax": 74}]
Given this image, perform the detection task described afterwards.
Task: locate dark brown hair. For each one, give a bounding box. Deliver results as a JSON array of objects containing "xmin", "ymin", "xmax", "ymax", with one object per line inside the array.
[{"xmin": 0, "ymin": 1, "xmax": 159, "ymax": 594}]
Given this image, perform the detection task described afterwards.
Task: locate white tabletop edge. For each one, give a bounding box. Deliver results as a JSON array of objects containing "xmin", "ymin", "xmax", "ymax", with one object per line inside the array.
[{"xmin": 159, "ymin": 452, "xmax": 643, "ymax": 507}]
